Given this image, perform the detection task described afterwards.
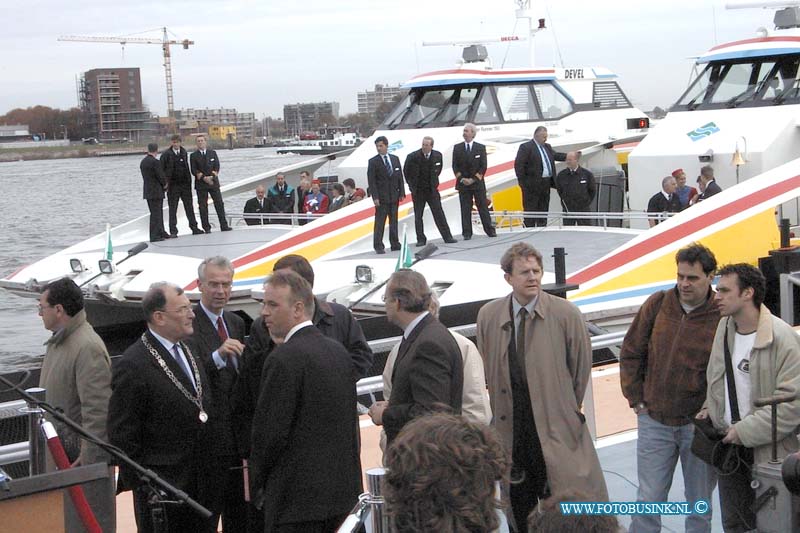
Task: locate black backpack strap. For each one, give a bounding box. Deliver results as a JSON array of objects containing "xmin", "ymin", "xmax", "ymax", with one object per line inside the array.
[{"xmin": 723, "ymin": 318, "xmax": 742, "ymax": 423}]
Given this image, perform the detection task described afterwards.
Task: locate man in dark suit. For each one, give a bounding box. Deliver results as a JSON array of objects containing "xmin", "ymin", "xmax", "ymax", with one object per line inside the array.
[
  {"xmin": 647, "ymin": 175, "xmax": 682, "ymax": 227},
  {"xmin": 404, "ymin": 136, "xmax": 457, "ymax": 246},
  {"xmin": 250, "ymin": 270, "xmax": 362, "ymax": 532},
  {"xmin": 266, "ymin": 173, "xmax": 295, "ymax": 224},
  {"xmin": 141, "ymin": 142, "xmax": 171, "ymax": 243},
  {"xmin": 108, "ymin": 282, "xmax": 220, "ymax": 533},
  {"xmin": 243, "ymin": 185, "xmax": 269, "ymax": 225},
  {"xmin": 697, "ymin": 164, "xmax": 722, "ymax": 201},
  {"xmin": 369, "ymin": 269, "xmax": 463, "ymax": 446},
  {"xmin": 452, "ymin": 123, "xmax": 496, "ymax": 240},
  {"xmin": 190, "ymin": 134, "xmax": 232, "ymax": 233},
  {"xmin": 367, "ymin": 135, "xmax": 405, "ymax": 254},
  {"xmin": 554, "ymin": 151, "xmax": 597, "ymax": 226},
  {"xmin": 161, "ymin": 135, "xmax": 203, "ymax": 236},
  {"xmin": 514, "ymin": 126, "xmax": 568, "ymax": 227},
  {"xmin": 190, "ymin": 256, "xmax": 247, "ymax": 532}
]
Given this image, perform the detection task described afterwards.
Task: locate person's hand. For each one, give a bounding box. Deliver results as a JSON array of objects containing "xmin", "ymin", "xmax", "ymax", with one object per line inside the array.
[
  {"xmin": 204, "ymin": 176, "xmax": 213, "ymax": 185},
  {"xmin": 475, "ymin": 173, "xmax": 483, "ymax": 181},
  {"xmin": 695, "ymin": 407, "xmax": 709, "ymax": 420},
  {"xmin": 218, "ymin": 339, "xmax": 245, "ymax": 359},
  {"xmin": 373, "ymin": 198, "xmax": 380, "ymax": 207},
  {"xmin": 368, "ymin": 401, "xmax": 388, "ymax": 426},
  {"xmin": 722, "ymin": 425, "xmax": 742, "ymax": 445}
]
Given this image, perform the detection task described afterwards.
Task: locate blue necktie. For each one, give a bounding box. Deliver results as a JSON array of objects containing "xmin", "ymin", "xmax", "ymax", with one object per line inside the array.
[
  {"xmin": 466, "ymin": 143, "xmax": 471, "ymax": 155},
  {"xmin": 172, "ymin": 344, "xmax": 195, "ymax": 390},
  {"xmin": 537, "ymin": 143, "xmax": 551, "ymax": 177},
  {"xmin": 383, "ymin": 155, "xmax": 391, "ymax": 174}
]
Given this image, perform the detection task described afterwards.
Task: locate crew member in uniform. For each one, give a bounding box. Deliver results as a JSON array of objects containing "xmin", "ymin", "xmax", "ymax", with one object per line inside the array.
[
  {"xmin": 514, "ymin": 126, "xmax": 567, "ymax": 227},
  {"xmin": 266, "ymin": 173, "xmax": 295, "ymax": 224},
  {"xmin": 367, "ymin": 136, "xmax": 405, "ymax": 254},
  {"xmin": 108, "ymin": 282, "xmax": 220, "ymax": 533},
  {"xmin": 190, "ymin": 134, "xmax": 232, "ymax": 233},
  {"xmin": 161, "ymin": 135, "xmax": 203, "ymax": 236},
  {"xmin": 244, "ymin": 185, "xmax": 269, "ymax": 225},
  {"xmin": 403, "ymin": 136, "xmax": 457, "ymax": 246},
  {"xmin": 452, "ymin": 123, "xmax": 495, "ymax": 240},
  {"xmin": 140, "ymin": 142, "xmax": 170, "ymax": 243},
  {"xmin": 554, "ymin": 151, "xmax": 596, "ymax": 226},
  {"xmin": 647, "ymin": 175, "xmax": 681, "ymax": 227}
]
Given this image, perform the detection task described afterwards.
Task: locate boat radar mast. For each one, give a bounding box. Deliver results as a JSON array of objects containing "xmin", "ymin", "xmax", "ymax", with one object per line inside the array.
[
  {"xmin": 726, "ymin": 1, "xmax": 800, "ymax": 31},
  {"xmin": 515, "ymin": 0, "xmax": 547, "ymax": 67}
]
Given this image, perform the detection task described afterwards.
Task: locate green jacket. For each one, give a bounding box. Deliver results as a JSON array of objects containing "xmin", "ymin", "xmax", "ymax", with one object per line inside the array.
[
  {"xmin": 39, "ymin": 309, "xmax": 112, "ymax": 466},
  {"xmin": 706, "ymin": 305, "xmax": 800, "ymax": 464}
]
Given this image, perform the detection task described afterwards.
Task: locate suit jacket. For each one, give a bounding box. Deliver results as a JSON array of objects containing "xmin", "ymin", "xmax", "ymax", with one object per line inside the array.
[
  {"xmin": 555, "ymin": 166, "xmax": 597, "ymax": 211},
  {"xmin": 108, "ymin": 331, "xmax": 220, "ymax": 502},
  {"xmin": 404, "ymin": 149, "xmax": 443, "ymax": 193},
  {"xmin": 190, "ymin": 305, "xmax": 246, "ymax": 457},
  {"xmin": 140, "ymin": 154, "xmax": 166, "ymax": 200},
  {"xmin": 160, "ymin": 146, "xmax": 192, "ymax": 187},
  {"xmin": 267, "ymin": 184, "xmax": 295, "ymax": 214},
  {"xmin": 250, "ymin": 325, "xmax": 362, "ymax": 528},
  {"xmin": 367, "ymin": 153, "xmax": 405, "ymax": 203},
  {"xmin": 514, "ymin": 140, "xmax": 567, "ymax": 192},
  {"xmin": 232, "ymin": 298, "xmax": 373, "ymax": 457},
  {"xmin": 190, "ymin": 149, "xmax": 221, "ymax": 191},
  {"xmin": 699, "ymin": 180, "xmax": 722, "ymax": 201},
  {"xmin": 243, "ymin": 196, "xmax": 269, "ymax": 225},
  {"xmin": 383, "ymin": 314, "xmax": 463, "ymax": 445},
  {"xmin": 452, "ymin": 141, "xmax": 488, "ymax": 191}
]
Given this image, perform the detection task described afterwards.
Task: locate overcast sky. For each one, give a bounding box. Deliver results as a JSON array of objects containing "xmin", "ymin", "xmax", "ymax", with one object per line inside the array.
[{"xmin": 0, "ymin": 1, "xmax": 777, "ymax": 118}]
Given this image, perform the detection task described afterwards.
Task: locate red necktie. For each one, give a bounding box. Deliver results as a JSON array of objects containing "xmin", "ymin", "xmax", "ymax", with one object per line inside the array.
[{"xmin": 217, "ymin": 317, "xmax": 236, "ymax": 372}]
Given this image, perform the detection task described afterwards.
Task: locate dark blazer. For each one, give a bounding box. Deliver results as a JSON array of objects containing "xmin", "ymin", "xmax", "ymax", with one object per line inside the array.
[
  {"xmin": 108, "ymin": 331, "xmax": 219, "ymax": 500},
  {"xmin": 404, "ymin": 149, "xmax": 443, "ymax": 193},
  {"xmin": 250, "ymin": 325, "xmax": 362, "ymax": 529},
  {"xmin": 699, "ymin": 180, "xmax": 722, "ymax": 201},
  {"xmin": 383, "ymin": 314, "xmax": 464, "ymax": 445},
  {"xmin": 160, "ymin": 146, "xmax": 192, "ymax": 187},
  {"xmin": 367, "ymin": 153, "xmax": 405, "ymax": 203},
  {"xmin": 190, "ymin": 306, "xmax": 246, "ymax": 457},
  {"xmin": 243, "ymin": 196, "xmax": 269, "ymax": 225},
  {"xmin": 232, "ymin": 298, "xmax": 373, "ymax": 457},
  {"xmin": 190, "ymin": 149, "xmax": 221, "ymax": 191},
  {"xmin": 267, "ymin": 184, "xmax": 295, "ymax": 214},
  {"xmin": 514, "ymin": 140, "xmax": 567, "ymax": 190},
  {"xmin": 555, "ymin": 166, "xmax": 597, "ymax": 211},
  {"xmin": 140, "ymin": 154, "xmax": 166, "ymax": 200},
  {"xmin": 452, "ymin": 141, "xmax": 488, "ymax": 191}
]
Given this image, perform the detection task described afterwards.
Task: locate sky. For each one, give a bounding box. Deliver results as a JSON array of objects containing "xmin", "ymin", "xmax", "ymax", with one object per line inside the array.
[{"xmin": 0, "ymin": 0, "xmax": 779, "ymax": 119}]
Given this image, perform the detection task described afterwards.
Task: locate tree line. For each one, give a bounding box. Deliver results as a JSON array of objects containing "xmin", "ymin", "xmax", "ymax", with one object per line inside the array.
[{"xmin": 0, "ymin": 106, "xmax": 93, "ymax": 140}]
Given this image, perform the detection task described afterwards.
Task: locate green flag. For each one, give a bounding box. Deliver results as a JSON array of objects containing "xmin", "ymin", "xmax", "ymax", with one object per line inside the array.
[
  {"xmin": 395, "ymin": 224, "xmax": 413, "ymax": 271},
  {"xmin": 105, "ymin": 223, "xmax": 113, "ymax": 261}
]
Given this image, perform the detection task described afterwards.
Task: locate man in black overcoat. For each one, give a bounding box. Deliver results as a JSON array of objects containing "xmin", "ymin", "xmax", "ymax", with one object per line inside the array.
[
  {"xmin": 366, "ymin": 135, "xmax": 405, "ymax": 253},
  {"xmin": 190, "ymin": 134, "xmax": 231, "ymax": 233},
  {"xmin": 161, "ymin": 135, "xmax": 203, "ymax": 236},
  {"xmin": 141, "ymin": 142, "xmax": 170, "ymax": 242},
  {"xmin": 452, "ymin": 123, "xmax": 496, "ymax": 239}
]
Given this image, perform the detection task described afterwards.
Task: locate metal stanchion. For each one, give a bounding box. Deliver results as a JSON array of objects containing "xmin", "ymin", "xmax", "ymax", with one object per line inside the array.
[
  {"xmin": 367, "ymin": 467, "xmax": 389, "ymax": 533},
  {"xmin": 21, "ymin": 387, "xmax": 46, "ymax": 476}
]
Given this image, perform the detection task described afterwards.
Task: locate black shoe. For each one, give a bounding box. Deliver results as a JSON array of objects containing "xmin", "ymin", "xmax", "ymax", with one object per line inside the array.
[
  {"xmin": 191, "ymin": 228, "xmax": 204, "ymax": 235},
  {"xmin": 164, "ymin": 234, "xmax": 177, "ymax": 239},
  {"xmin": 150, "ymin": 237, "xmax": 164, "ymax": 243},
  {"xmin": 463, "ymin": 235, "xmax": 472, "ymax": 241},
  {"xmin": 443, "ymin": 237, "xmax": 457, "ymax": 244},
  {"xmin": 415, "ymin": 241, "xmax": 426, "ymax": 247},
  {"xmin": 221, "ymin": 226, "xmax": 233, "ymax": 232},
  {"xmin": 375, "ymin": 249, "xmax": 386, "ymax": 255},
  {"xmin": 390, "ymin": 246, "xmax": 401, "ymax": 251},
  {"xmin": 487, "ymin": 231, "xmax": 497, "ymax": 238},
  {"xmin": 204, "ymin": 229, "xmax": 212, "ymax": 234}
]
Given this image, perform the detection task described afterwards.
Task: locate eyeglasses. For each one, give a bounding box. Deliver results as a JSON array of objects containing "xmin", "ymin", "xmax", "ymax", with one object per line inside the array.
[
  {"xmin": 160, "ymin": 305, "xmax": 193, "ymax": 315},
  {"xmin": 37, "ymin": 303, "xmax": 55, "ymax": 312}
]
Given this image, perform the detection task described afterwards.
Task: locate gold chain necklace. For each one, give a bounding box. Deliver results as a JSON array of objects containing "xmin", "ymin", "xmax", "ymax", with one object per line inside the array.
[{"xmin": 141, "ymin": 334, "xmax": 208, "ymax": 423}]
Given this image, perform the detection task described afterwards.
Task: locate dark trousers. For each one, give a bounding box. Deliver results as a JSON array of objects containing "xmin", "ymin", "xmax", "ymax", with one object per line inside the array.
[
  {"xmin": 718, "ymin": 447, "xmax": 755, "ymax": 533},
  {"xmin": 458, "ymin": 186, "xmax": 494, "ymax": 237},
  {"xmin": 147, "ymin": 198, "xmax": 166, "ymax": 241},
  {"xmin": 197, "ymin": 187, "xmax": 229, "ymax": 231},
  {"xmin": 373, "ymin": 201, "xmax": 399, "ymax": 251},
  {"xmin": 215, "ymin": 456, "xmax": 248, "ymax": 532},
  {"xmin": 133, "ymin": 484, "xmax": 217, "ymax": 533},
  {"xmin": 411, "ymin": 189, "xmax": 453, "ymax": 242},
  {"xmin": 273, "ymin": 513, "xmax": 348, "ymax": 533},
  {"xmin": 167, "ymin": 183, "xmax": 199, "ymax": 234},
  {"xmin": 521, "ymin": 182, "xmax": 550, "ymax": 227},
  {"xmin": 562, "ymin": 202, "xmax": 593, "ymax": 227}
]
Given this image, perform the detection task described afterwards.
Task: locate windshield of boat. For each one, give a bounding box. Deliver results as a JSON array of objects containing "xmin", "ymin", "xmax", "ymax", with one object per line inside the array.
[
  {"xmin": 674, "ymin": 55, "xmax": 800, "ymax": 110},
  {"xmin": 380, "ymin": 81, "xmax": 580, "ymax": 129}
]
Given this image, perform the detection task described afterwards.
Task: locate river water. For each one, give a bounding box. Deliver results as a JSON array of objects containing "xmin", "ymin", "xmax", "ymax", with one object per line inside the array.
[{"xmin": 0, "ymin": 148, "xmax": 326, "ymax": 372}]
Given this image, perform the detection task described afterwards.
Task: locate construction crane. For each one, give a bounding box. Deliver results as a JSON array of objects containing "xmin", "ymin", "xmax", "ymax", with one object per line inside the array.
[{"xmin": 58, "ymin": 27, "xmax": 193, "ymax": 123}]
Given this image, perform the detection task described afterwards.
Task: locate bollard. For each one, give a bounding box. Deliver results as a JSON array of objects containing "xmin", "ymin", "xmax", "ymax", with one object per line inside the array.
[
  {"xmin": 553, "ymin": 247, "xmax": 567, "ymax": 286},
  {"xmin": 781, "ymin": 218, "xmax": 791, "ymax": 248},
  {"xmin": 367, "ymin": 467, "xmax": 389, "ymax": 533},
  {"xmin": 22, "ymin": 387, "xmax": 47, "ymax": 476}
]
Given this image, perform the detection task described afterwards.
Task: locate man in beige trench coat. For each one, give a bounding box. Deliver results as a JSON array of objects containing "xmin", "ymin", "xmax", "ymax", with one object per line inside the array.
[{"xmin": 477, "ymin": 242, "xmax": 607, "ymax": 531}]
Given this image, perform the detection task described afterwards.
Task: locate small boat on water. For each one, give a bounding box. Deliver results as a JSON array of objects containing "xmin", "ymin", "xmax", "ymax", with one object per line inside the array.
[{"xmin": 276, "ymin": 128, "xmax": 362, "ymax": 155}]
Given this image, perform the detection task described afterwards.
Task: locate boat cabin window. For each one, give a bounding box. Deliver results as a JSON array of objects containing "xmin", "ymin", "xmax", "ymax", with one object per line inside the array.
[
  {"xmin": 473, "ymin": 87, "xmax": 500, "ymax": 124},
  {"xmin": 495, "ymin": 84, "xmax": 539, "ymax": 122},
  {"xmin": 439, "ymin": 87, "xmax": 480, "ymax": 124},
  {"xmin": 674, "ymin": 56, "xmax": 800, "ymax": 110},
  {"xmin": 535, "ymin": 84, "xmax": 574, "ymax": 118}
]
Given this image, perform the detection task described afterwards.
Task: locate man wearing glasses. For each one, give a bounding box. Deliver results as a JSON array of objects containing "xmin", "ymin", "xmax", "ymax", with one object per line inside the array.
[{"xmin": 108, "ymin": 282, "xmax": 221, "ymax": 533}]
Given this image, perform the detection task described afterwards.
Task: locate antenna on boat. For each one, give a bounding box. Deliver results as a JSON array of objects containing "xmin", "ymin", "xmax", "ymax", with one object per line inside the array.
[{"xmin": 515, "ymin": 0, "xmax": 546, "ymax": 67}]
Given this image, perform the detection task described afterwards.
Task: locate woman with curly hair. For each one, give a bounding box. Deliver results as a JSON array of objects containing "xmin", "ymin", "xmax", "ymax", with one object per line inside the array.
[{"xmin": 384, "ymin": 413, "xmax": 510, "ymax": 533}]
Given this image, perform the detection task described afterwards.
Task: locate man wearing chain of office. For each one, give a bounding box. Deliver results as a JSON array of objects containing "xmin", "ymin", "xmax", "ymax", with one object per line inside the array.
[{"xmin": 109, "ymin": 282, "xmax": 221, "ymax": 532}]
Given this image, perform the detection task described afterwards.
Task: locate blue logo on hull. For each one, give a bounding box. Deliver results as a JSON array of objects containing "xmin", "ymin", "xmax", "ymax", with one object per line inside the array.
[{"xmin": 687, "ymin": 122, "xmax": 720, "ymax": 142}]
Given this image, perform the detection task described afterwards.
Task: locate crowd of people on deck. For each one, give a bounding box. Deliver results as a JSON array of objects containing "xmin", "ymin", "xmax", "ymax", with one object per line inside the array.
[{"xmin": 646, "ymin": 166, "xmax": 723, "ymax": 226}]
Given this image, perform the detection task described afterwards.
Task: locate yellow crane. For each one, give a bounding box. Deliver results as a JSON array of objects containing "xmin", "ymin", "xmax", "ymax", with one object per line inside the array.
[{"xmin": 58, "ymin": 27, "xmax": 193, "ymax": 123}]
